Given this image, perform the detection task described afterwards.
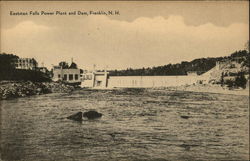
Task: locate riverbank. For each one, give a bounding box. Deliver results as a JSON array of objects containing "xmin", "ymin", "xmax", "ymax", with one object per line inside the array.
[
  {"xmin": 162, "ymin": 84, "xmax": 249, "ymax": 96},
  {"xmin": 0, "ymin": 81, "xmax": 75, "ymax": 100},
  {"xmin": 92, "ymin": 82, "xmax": 249, "ymax": 96}
]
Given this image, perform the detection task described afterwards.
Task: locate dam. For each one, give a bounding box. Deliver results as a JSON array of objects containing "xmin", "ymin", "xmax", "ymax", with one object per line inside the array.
[{"xmin": 107, "ymin": 75, "xmax": 205, "ymax": 88}]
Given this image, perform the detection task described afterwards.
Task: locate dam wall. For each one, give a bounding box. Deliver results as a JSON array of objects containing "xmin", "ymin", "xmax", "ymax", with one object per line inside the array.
[{"xmin": 108, "ymin": 75, "xmax": 206, "ymax": 88}]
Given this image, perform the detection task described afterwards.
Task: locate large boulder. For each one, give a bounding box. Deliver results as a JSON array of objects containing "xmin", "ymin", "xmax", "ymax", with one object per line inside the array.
[
  {"xmin": 67, "ymin": 112, "xmax": 83, "ymax": 121},
  {"xmin": 83, "ymin": 110, "xmax": 102, "ymax": 119}
]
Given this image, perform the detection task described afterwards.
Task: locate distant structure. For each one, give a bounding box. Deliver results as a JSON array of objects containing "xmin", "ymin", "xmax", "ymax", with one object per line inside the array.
[
  {"xmin": 52, "ymin": 61, "xmax": 82, "ymax": 85},
  {"xmin": 81, "ymin": 70, "xmax": 109, "ymax": 88},
  {"xmin": 15, "ymin": 58, "xmax": 38, "ymax": 70}
]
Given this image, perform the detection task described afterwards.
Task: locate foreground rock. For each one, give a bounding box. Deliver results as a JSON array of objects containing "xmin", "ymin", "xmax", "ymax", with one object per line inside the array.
[
  {"xmin": 0, "ymin": 81, "xmax": 75, "ymax": 100},
  {"xmin": 67, "ymin": 110, "xmax": 102, "ymax": 121},
  {"xmin": 67, "ymin": 112, "xmax": 83, "ymax": 121},
  {"xmin": 83, "ymin": 110, "xmax": 102, "ymax": 119},
  {"xmin": 180, "ymin": 115, "xmax": 190, "ymax": 119}
]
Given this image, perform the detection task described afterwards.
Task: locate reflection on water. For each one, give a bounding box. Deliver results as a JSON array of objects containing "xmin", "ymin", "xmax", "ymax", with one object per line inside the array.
[{"xmin": 0, "ymin": 89, "xmax": 249, "ymax": 161}]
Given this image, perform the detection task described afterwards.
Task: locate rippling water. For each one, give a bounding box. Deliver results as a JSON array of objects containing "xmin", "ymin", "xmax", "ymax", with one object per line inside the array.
[{"xmin": 0, "ymin": 89, "xmax": 249, "ymax": 161}]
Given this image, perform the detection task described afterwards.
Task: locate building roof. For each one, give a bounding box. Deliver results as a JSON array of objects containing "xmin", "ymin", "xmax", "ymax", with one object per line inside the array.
[{"xmin": 69, "ymin": 62, "xmax": 78, "ymax": 69}]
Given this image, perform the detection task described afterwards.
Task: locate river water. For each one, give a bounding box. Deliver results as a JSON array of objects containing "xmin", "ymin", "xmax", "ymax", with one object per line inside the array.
[{"xmin": 0, "ymin": 89, "xmax": 249, "ymax": 161}]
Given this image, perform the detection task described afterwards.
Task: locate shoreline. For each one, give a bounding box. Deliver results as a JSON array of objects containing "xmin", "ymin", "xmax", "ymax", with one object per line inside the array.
[
  {"xmin": 0, "ymin": 81, "xmax": 75, "ymax": 100},
  {"xmin": 155, "ymin": 84, "xmax": 249, "ymax": 96},
  {"xmin": 1, "ymin": 81, "xmax": 248, "ymax": 100},
  {"xmin": 93, "ymin": 84, "xmax": 249, "ymax": 96}
]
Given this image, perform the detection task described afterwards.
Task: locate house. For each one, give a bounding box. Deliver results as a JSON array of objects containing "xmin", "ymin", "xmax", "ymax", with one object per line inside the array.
[
  {"xmin": 52, "ymin": 61, "xmax": 82, "ymax": 85},
  {"xmin": 15, "ymin": 58, "xmax": 38, "ymax": 70}
]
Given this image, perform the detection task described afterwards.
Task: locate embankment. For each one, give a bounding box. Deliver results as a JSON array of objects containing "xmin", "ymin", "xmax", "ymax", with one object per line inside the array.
[
  {"xmin": 0, "ymin": 81, "xmax": 75, "ymax": 100},
  {"xmin": 163, "ymin": 84, "xmax": 249, "ymax": 96}
]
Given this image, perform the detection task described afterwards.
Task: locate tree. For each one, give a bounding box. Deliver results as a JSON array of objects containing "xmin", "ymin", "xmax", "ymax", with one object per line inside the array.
[
  {"xmin": 0, "ymin": 53, "xmax": 19, "ymax": 71},
  {"xmin": 235, "ymin": 72, "xmax": 247, "ymax": 89},
  {"xmin": 0, "ymin": 53, "xmax": 51, "ymax": 82},
  {"xmin": 220, "ymin": 72, "xmax": 224, "ymax": 86},
  {"xmin": 0, "ymin": 53, "xmax": 19, "ymax": 80},
  {"xmin": 108, "ymin": 43, "xmax": 249, "ymax": 76}
]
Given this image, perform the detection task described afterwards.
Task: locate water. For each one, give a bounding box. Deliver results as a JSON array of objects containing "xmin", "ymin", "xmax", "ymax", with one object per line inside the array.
[{"xmin": 0, "ymin": 89, "xmax": 249, "ymax": 161}]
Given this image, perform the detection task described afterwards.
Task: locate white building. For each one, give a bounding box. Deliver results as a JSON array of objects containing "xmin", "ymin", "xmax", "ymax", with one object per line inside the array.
[
  {"xmin": 81, "ymin": 71, "xmax": 109, "ymax": 88},
  {"xmin": 52, "ymin": 62, "xmax": 81, "ymax": 85},
  {"xmin": 15, "ymin": 58, "xmax": 38, "ymax": 70}
]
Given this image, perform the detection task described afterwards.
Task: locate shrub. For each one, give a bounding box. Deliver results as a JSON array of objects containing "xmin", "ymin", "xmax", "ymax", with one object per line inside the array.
[
  {"xmin": 235, "ymin": 72, "xmax": 247, "ymax": 89},
  {"xmin": 223, "ymin": 72, "xmax": 247, "ymax": 89}
]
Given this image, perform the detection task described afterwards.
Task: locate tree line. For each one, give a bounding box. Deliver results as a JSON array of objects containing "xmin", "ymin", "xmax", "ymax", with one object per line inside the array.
[
  {"xmin": 0, "ymin": 53, "xmax": 51, "ymax": 82},
  {"xmin": 109, "ymin": 50, "xmax": 249, "ymax": 76}
]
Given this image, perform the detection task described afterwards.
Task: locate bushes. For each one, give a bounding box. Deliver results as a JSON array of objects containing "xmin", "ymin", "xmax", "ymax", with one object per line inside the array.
[
  {"xmin": 235, "ymin": 72, "xmax": 247, "ymax": 88},
  {"xmin": 0, "ymin": 69, "xmax": 51, "ymax": 82},
  {"xmin": 222, "ymin": 72, "xmax": 247, "ymax": 89}
]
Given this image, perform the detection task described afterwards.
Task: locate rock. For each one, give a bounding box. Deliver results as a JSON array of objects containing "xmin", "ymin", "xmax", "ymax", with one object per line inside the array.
[
  {"xmin": 83, "ymin": 110, "xmax": 102, "ymax": 119},
  {"xmin": 21, "ymin": 93, "xmax": 26, "ymax": 97},
  {"xmin": 180, "ymin": 115, "xmax": 190, "ymax": 119},
  {"xmin": 0, "ymin": 81, "xmax": 76, "ymax": 100},
  {"xmin": 37, "ymin": 88, "xmax": 42, "ymax": 92},
  {"xmin": 67, "ymin": 112, "xmax": 83, "ymax": 121},
  {"xmin": 36, "ymin": 88, "xmax": 42, "ymax": 95}
]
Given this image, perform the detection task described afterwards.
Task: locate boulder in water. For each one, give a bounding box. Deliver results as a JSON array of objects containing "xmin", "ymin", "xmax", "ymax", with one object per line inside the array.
[
  {"xmin": 180, "ymin": 115, "xmax": 190, "ymax": 119},
  {"xmin": 67, "ymin": 112, "xmax": 83, "ymax": 121},
  {"xmin": 83, "ymin": 110, "xmax": 102, "ymax": 119}
]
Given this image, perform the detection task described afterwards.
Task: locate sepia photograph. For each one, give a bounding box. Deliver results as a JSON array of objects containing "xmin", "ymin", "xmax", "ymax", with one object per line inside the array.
[{"xmin": 0, "ymin": 1, "xmax": 249, "ymax": 161}]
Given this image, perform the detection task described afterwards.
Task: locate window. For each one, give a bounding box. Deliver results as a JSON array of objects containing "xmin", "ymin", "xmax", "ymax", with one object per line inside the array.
[
  {"xmin": 87, "ymin": 75, "xmax": 92, "ymax": 80},
  {"xmin": 97, "ymin": 81, "xmax": 102, "ymax": 86},
  {"xmin": 63, "ymin": 74, "xmax": 67, "ymax": 80},
  {"xmin": 69, "ymin": 74, "xmax": 73, "ymax": 80},
  {"xmin": 75, "ymin": 74, "xmax": 78, "ymax": 80},
  {"xmin": 82, "ymin": 74, "xmax": 92, "ymax": 80},
  {"xmin": 58, "ymin": 74, "xmax": 61, "ymax": 78}
]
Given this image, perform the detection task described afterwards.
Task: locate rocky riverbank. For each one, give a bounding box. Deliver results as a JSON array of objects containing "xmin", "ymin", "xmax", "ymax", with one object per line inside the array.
[
  {"xmin": 0, "ymin": 81, "xmax": 76, "ymax": 100},
  {"xmin": 162, "ymin": 83, "xmax": 249, "ymax": 96}
]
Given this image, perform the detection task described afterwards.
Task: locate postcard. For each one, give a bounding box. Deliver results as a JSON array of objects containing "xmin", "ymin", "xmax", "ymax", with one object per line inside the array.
[{"xmin": 0, "ymin": 1, "xmax": 249, "ymax": 161}]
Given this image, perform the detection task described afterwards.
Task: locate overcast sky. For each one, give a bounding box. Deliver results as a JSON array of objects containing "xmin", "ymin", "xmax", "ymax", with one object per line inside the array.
[{"xmin": 1, "ymin": 1, "xmax": 249, "ymax": 70}]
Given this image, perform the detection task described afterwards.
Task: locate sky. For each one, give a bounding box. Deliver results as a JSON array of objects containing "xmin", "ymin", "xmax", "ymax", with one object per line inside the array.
[{"xmin": 1, "ymin": 1, "xmax": 249, "ymax": 70}]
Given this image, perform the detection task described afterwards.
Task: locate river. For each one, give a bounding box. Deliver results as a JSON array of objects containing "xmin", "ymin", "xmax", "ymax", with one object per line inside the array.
[{"xmin": 0, "ymin": 88, "xmax": 249, "ymax": 161}]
